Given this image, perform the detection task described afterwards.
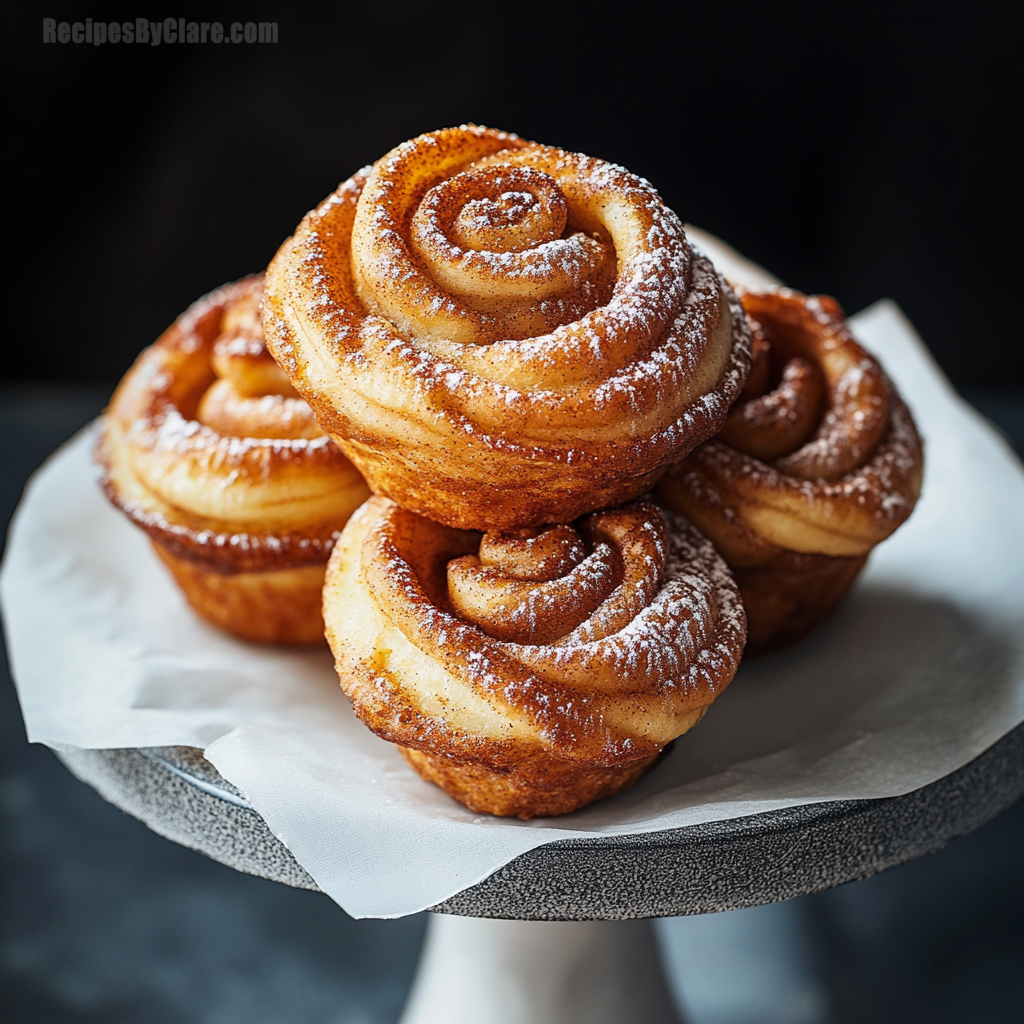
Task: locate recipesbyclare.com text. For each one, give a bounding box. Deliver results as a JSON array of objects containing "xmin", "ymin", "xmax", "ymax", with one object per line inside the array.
[{"xmin": 42, "ymin": 18, "xmax": 278, "ymax": 45}]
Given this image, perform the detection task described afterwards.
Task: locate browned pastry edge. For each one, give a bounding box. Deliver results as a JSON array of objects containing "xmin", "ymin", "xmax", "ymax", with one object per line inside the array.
[
  {"xmin": 263, "ymin": 125, "xmax": 755, "ymax": 532},
  {"xmin": 656, "ymin": 288, "xmax": 923, "ymax": 654},
  {"xmin": 96, "ymin": 275, "xmax": 368, "ymax": 575},
  {"xmin": 732, "ymin": 549, "xmax": 869, "ymax": 655},
  {"xmin": 268, "ymin": 269, "xmax": 753, "ymax": 532},
  {"xmin": 152, "ymin": 543, "xmax": 328, "ymax": 646},
  {"xmin": 322, "ymin": 447, "xmax": 673, "ymax": 534},
  {"xmin": 399, "ymin": 745, "xmax": 663, "ymax": 819},
  {"xmin": 325, "ymin": 496, "xmax": 743, "ymax": 817},
  {"xmin": 97, "ymin": 424, "xmax": 341, "ymax": 575}
]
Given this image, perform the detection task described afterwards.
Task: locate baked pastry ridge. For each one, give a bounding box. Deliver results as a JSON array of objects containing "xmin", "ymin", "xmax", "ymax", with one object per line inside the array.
[
  {"xmin": 263, "ymin": 124, "xmax": 753, "ymax": 531},
  {"xmin": 324, "ymin": 496, "xmax": 747, "ymax": 818},
  {"xmin": 658, "ymin": 289, "xmax": 924, "ymax": 654},
  {"xmin": 98, "ymin": 276, "xmax": 370, "ymax": 644}
]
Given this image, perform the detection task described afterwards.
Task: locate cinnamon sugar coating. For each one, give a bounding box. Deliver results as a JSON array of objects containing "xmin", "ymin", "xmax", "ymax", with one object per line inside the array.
[
  {"xmin": 324, "ymin": 497, "xmax": 746, "ymax": 818},
  {"xmin": 98, "ymin": 276, "xmax": 370, "ymax": 644},
  {"xmin": 263, "ymin": 125, "xmax": 752, "ymax": 531},
  {"xmin": 658, "ymin": 289, "xmax": 924, "ymax": 654}
]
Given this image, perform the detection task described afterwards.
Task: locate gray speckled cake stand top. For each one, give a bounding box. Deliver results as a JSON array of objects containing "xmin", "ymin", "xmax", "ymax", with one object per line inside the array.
[{"xmin": 56, "ymin": 723, "xmax": 1024, "ymax": 921}]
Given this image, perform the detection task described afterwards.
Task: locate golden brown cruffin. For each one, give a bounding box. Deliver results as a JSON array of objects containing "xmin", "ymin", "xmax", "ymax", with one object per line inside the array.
[
  {"xmin": 658, "ymin": 289, "xmax": 924, "ymax": 655},
  {"xmin": 97, "ymin": 276, "xmax": 370, "ymax": 645},
  {"xmin": 324, "ymin": 495, "xmax": 747, "ymax": 818},
  {"xmin": 263, "ymin": 124, "xmax": 753, "ymax": 532}
]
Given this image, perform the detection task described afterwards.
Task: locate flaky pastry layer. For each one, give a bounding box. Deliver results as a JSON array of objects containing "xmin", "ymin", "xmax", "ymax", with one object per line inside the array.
[
  {"xmin": 658, "ymin": 289, "xmax": 923, "ymax": 653},
  {"xmin": 324, "ymin": 496, "xmax": 746, "ymax": 817},
  {"xmin": 264, "ymin": 125, "xmax": 752, "ymax": 531},
  {"xmin": 98, "ymin": 277, "xmax": 370, "ymax": 644},
  {"xmin": 99, "ymin": 276, "xmax": 370, "ymax": 576}
]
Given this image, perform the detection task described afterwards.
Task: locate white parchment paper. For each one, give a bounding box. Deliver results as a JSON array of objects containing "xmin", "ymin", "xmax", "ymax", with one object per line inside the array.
[{"xmin": 4, "ymin": 255, "xmax": 1023, "ymax": 918}]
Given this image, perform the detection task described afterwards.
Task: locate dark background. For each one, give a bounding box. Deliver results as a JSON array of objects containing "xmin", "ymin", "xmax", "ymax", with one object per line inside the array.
[
  {"xmin": 3, "ymin": 3, "xmax": 1023, "ymax": 1023},
  {"xmin": 2, "ymin": 1, "xmax": 1022, "ymax": 390}
]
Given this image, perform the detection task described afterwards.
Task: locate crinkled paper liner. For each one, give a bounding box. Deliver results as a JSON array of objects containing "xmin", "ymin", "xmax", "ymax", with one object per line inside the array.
[{"xmin": 3, "ymin": 233, "xmax": 1022, "ymax": 918}]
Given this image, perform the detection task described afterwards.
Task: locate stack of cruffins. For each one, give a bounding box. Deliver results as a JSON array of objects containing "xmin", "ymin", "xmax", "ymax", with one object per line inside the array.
[{"xmin": 99, "ymin": 126, "xmax": 924, "ymax": 819}]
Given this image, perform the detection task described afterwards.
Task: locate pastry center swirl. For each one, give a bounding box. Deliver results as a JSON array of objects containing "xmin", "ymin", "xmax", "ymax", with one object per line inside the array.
[
  {"xmin": 365, "ymin": 501, "xmax": 729, "ymax": 697},
  {"xmin": 263, "ymin": 126, "xmax": 753, "ymax": 531},
  {"xmin": 718, "ymin": 293, "xmax": 890, "ymax": 482},
  {"xmin": 478, "ymin": 525, "xmax": 587, "ymax": 579},
  {"xmin": 349, "ymin": 497, "xmax": 746, "ymax": 766},
  {"xmin": 447, "ymin": 523, "xmax": 622, "ymax": 645},
  {"xmin": 406, "ymin": 163, "xmax": 615, "ymax": 329},
  {"xmin": 195, "ymin": 286, "xmax": 323, "ymax": 442},
  {"xmin": 345, "ymin": 126, "xmax": 699, "ymax": 356},
  {"xmin": 429, "ymin": 167, "xmax": 567, "ymax": 253},
  {"xmin": 113, "ymin": 277, "xmax": 365, "ymax": 530}
]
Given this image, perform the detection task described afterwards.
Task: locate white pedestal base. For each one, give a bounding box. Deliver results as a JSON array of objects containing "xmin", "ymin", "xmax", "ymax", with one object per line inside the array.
[{"xmin": 399, "ymin": 915, "xmax": 683, "ymax": 1024}]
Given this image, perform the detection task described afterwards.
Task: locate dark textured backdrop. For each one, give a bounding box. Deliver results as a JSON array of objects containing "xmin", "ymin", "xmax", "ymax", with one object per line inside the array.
[{"xmin": 3, "ymin": 1, "xmax": 1022, "ymax": 389}]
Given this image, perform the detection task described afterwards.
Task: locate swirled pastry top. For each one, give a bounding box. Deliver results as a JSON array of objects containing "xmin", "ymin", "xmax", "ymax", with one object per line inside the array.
[
  {"xmin": 264, "ymin": 125, "xmax": 752, "ymax": 531},
  {"xmin": 324, "ymin": 497, "xmax": 746, "ymax": 769},
  {"xmin": 98, "ymin": 276, "xmax": 369, "ymax": 572},
  {"xmin": 659, "ymin": 289, "xmax": 924, "ymax": 561}
]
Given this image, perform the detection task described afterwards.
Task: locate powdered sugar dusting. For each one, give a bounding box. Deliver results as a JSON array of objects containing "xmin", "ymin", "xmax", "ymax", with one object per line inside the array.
[
  {"xmin": 361, "ymin": 500, "xmax": 746, "ymax": 764},
  {"xmin": 262, "ymin": 126, "xmax": 755, "ymax": 528}
]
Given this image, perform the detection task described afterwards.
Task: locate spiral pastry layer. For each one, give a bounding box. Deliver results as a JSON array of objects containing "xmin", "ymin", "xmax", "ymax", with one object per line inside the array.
[
  {"xmin": 98, "ymin": 276, "xmax": 370, "ymax": 644},
  {"xmin": 324, "ymin": 496, "xmax": 746, "ymax": 818},
  {"xmin": 658, "ymin": 289, "xmax": 923, "ymax": 654},
  {"xmin": 264, "ymin": 125, "xmax": 752, "ymax": 531}
]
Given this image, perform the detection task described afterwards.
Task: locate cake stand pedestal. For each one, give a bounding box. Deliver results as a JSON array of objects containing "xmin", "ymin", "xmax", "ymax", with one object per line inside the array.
[
  {"xmin": 400, "ymin": 916, "xmax": 679, "ymax": 1024},
  {"xmin": 54, "ymin": 724, "xmax": 1024, "ymax": 1023}
]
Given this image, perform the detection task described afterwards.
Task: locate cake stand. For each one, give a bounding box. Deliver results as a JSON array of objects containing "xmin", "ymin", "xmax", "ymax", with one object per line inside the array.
[{"xmin": 55, "ymin": 724, "xmax": 1024, "ymax": 1024}]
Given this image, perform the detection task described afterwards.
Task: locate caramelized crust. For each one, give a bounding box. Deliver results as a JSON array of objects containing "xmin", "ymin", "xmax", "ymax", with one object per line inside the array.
[
  {"xmin": 153, "ymin": 545, "xmax": 330, "ymax": 646},
  {"xmin": 324, "ymin": 496, "xmax": 746, "ymax": 817},
  {"xmin": 264, "ymin": 125, "xmax": 752, "ymax": 531},
  {"xmin": 658, "ymin": 289, "xmax": 923, "ymax": 653},
  {"xmin": 398, "ymin": 745, "xmax": 662, "ymax": 820},
  {"xmin": 98, "ymin": 276, "xmax": 371, "ymax": 644},
  {"xmin": 726, "ymin": 549, "xmax": 869, "ymax": 655}
]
